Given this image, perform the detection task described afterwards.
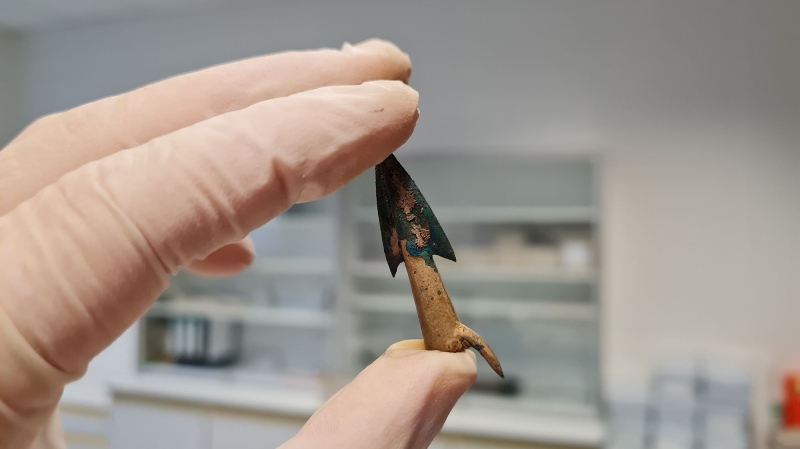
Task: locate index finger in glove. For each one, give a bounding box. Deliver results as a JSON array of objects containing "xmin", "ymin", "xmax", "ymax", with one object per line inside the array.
[{"xmin": 0, "ymin": 39, "xmax": 411, "ymax": 215}]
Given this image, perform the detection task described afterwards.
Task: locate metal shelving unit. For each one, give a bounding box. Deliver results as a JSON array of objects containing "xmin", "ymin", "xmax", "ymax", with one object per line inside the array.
[
  {"xmin": 138, "ymin": 200, "xmax": 338, "ymax": 390},
  {"xmin": 147, "ymin": 299, "xmax": 334, "ymax": 328}
]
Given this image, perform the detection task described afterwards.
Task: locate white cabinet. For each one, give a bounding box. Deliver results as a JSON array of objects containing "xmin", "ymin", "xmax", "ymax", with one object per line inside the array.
[
  {"xmin": 111, "ymin": 397, "xmax": 307, "ymax": 449},
  {"xmin": 429, "ymin": 438, "xmax": 456, "ymax": 449},
  {"xmin": 111, "ymin": 401, "xmax": 211, "ymax": 449},
  {"xmin": 110, "ymin": 392, "xmax": 596, "ymax": 449},
  {"xmin": 60, "ymin": 403, "xmax": 111, "ymax": 449},
  {"xmin": 211, "ymin": 414, "xmax": 302, "ymax": 449}
]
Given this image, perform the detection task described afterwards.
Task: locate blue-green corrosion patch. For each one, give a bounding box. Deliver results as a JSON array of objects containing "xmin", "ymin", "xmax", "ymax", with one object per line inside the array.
[
  {"xmin": 375, "ymin": 154, "xmax": 455, "ymax": 276},
  {"xmin": 405, "ymin": 241, "xmax": 439, "ymax": 271}
]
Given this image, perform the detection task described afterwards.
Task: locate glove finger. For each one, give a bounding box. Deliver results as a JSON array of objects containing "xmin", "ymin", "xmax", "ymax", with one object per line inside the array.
[
  {"xmin": 281, "ymin": 340, "xmax": 477, "ymax": 449},
  {"xmin": 0, "ymin": 38, "xmax": 411, "ymax": 215},
  {"xmin": 185, "ymin": 238, "xmax": 256, "ymax": 278},
  {"xmin": 0, "ymin": 80, "xmax": 418, "ymax": 376}
]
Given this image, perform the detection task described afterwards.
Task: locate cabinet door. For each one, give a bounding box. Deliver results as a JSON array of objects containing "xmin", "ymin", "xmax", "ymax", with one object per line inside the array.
[
  {"xmin": 61, "ymin": 404, "xmax": 111, "ymax": 449},
  {"xmin": 429, "ymin": 435, "xmax": 461, "ymax": 448},
  {"xmin": 111, "ymin": 401, "xmax": 211, "ymax": 449},
  {"xmin": 211, "ymin": 414, "xmax": 304, "ymax": 449}
]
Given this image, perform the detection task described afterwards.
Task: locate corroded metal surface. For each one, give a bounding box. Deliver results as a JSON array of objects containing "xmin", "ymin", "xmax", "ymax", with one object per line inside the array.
[{"xmin": 375, "ymin": 155, "xmax": 504, "ymax": 378}]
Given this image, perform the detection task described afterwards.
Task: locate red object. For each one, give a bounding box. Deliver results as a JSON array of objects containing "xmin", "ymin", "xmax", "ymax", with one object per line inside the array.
[{"xmin": 784, "ymin": 373, "xmax": 800, "ymax": 428}]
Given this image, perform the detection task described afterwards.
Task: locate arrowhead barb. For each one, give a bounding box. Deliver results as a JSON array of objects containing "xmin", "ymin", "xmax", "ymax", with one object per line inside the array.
[
  {"xmin": 375, "ymin": 158, "xmax": 404, "ymax": 277},
  {"xmin": 375, "ymin": 155, "xmax": 455, "ymax": 276}
]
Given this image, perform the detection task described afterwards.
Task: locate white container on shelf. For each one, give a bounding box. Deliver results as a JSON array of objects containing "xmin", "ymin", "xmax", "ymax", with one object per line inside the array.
[
  {"xmin": 487, "ymin": 231, "xmax": 560, "ymax": 269},
  {"xmin": 559, "ymin": 237, "xmax": 593, "ymax": 271}
]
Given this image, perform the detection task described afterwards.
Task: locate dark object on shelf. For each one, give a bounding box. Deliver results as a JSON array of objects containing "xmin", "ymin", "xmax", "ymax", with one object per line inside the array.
[
  {"xmin": 165, "ymin": 316, "xmax": 242, "ymax": 367},
  {"xmin": 375, "ymin": 154, "xmax": 504, "ymax": 378},
  {"xmin": 472, "ymin": 376, "xmax": 521, "ymax": 396}
]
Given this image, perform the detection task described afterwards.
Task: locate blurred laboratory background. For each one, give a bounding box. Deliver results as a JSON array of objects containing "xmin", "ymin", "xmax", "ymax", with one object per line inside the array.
[{"xmin": 1, "ymin": 1, "xmax": 799, "ymax": 448}]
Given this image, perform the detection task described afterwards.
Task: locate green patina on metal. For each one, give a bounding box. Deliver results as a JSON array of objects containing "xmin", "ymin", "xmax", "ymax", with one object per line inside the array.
[{"xmin": 375, "ymin": 154, "xmax": 455, "ymax": 277}]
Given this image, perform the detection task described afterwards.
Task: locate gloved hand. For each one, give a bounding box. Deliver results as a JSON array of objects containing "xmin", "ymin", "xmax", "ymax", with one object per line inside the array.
[{"xmin": 0, "ymin": 39, "xmax": 476, "ymax": 449}]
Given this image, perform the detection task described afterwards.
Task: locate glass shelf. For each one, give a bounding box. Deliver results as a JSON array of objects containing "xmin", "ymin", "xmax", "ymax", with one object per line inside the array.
[{"xmin": 139, "ymin": 197, "xmax": 338, "ymax": 388}]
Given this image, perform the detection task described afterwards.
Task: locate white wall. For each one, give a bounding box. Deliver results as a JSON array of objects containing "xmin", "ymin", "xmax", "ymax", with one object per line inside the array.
[
  {"xmin": 16, "ymin": 0, "xmax": 800, "ymax": 413},
  {"xmin": 0, "ymin": 30, "xmax": 24, "ymax": 147}
]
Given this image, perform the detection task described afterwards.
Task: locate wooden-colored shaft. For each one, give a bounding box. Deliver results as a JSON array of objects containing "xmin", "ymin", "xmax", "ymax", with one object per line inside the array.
[
  {"xmin": 401, "ymin": 241, "xmax": 504, "ymax": 377},
  {"xmin": 401, "ymin": 242, "xmax": 461, "ymax": 351}
]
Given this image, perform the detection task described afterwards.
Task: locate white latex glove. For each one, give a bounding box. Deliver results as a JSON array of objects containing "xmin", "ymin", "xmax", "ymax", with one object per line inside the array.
[{"xmin": 0, "ymin": 39, "xmax": 476, "ymax": 449}]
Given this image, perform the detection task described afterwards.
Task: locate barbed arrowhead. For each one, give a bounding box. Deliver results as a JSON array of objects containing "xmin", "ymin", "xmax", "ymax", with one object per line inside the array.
[{"xmin": 375, "ymin": 154, "xmax": 456, "ymax": 277}]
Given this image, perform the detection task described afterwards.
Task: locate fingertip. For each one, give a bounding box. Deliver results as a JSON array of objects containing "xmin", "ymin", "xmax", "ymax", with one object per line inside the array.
[
  {"xmin": 361, "ymin": 79, "xmax": 420, "ymax": 139},
  {"xmin": 185, "ymin": 238, "xmax": 256, "ymax": 277},
  {"xmin": 454, "ymin": 349, "xmax": 479, "ymax": 381},
  {"xmin": 240, "ymin": 235, "xmax": 256, "ymax": 253},
  {"xmin": 352, "ymin": 38, "xmax": 405, "ymax": 55},
  {"xmin": 306, "ymin": 80, "xmax": 418, "ymax": 123},
  {"xmin": 432, "ymin": 349, "xmax": 478, "ymax": 387},
  {"xmin": 465, "ymin": 346, "xmax": 478, "ymax": 364},
  {"xmin": 353, "ymin": 38, "xmax": 412, "ymax": 78},
  {"xmin": 361, "ymin": 80, "xmax": 419, "ymax": 118},
  {"xmin": 341, "ymin": 38, "xmax": 412, "ymax": 83},
  {"xmin": 286, "ymin": 340, "xmax": 476, "ymax": 449},
  {"xmin": 291, "ymin": 81, "xmax": 419, "ymax": 203},
  {"xmin": 363, "ymin": 79, "xmax": 418, "ymax": 97},
  {"xmin": 381, "ymin": 340, "xmax": 477, "ymax": 386},
  {"xmin": 387, "ymin": 339, "xmax": 425, "ymax": 350}
]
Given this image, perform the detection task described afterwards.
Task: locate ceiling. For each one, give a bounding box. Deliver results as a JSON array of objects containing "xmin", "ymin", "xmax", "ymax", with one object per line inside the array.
[{"xmin": 0, "ymin": 0, "xmax": 236, "ymax": 30}]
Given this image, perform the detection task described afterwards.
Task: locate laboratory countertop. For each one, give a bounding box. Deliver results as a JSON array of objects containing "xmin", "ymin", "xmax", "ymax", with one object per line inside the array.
[
  {"xmin": 109, "ymin": 374, "xmax": 606, "ymax": 447},
  {"xmin": 111, "ymin": 374, "xmax": 323, "ymax": 417}
]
